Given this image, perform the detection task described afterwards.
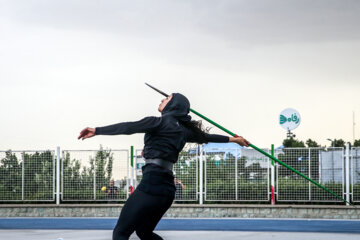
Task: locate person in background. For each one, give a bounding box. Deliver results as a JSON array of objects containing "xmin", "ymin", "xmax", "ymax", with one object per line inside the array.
[
  {"xmin": 106, "ymin": 179, "xmax": 118, "ymax": 202},
  {"xmin": 174, "ymin": 177, "xmax": 186, "ymax": 203}
]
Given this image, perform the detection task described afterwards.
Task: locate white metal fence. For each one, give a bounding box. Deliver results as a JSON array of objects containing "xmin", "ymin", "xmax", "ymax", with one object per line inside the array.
[
  {"xmin": 0, "ymin": 150, "xmax": 55, "ymax": 201},
  {"xmin": 204, "ymin": 148, "xmax": 269, "ymax": 201},
  {"xmin": 276, "ymin": 148, "xmax": 344, "ymax": 202},
  {"xmin": 0, "ymin": 145, "xmax": 359, "ymax": 204},
  {"xmin": 61, "ymin": 149, "xmax": 129, "ymax": 202},
  {"xmin": 352, "ymin": 147, "xmax": 360, "ymax": 202}
]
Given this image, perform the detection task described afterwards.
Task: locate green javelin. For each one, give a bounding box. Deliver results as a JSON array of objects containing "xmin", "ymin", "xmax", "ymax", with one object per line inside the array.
[
  {"xmin": 144, "ymin": 83, "xmax": 352, "ymax": 205},
  {"xmin": 190, "ymin": 108, "xmax": 352, "ymax": 205}
]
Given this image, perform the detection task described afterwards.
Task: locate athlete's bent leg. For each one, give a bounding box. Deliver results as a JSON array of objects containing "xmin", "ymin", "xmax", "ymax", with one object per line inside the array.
[
  {"xmin": 113, "ymin": 188, "xmax": 173, "ymax": 240},
  {"xmin": 135, "ymin": 192, "xmax": 174, "ymax": 240},
  {"xmin": 112, "ymin": 189, "xmax": 146, "ymax": 240}
]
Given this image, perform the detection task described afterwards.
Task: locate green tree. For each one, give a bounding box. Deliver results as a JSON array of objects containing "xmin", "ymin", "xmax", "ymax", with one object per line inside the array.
[
  {"xmin": 62, "ymin": 152, "xmax": 92, "ymax": 200},
  {"xmin": 205, "ymin": 153, "xmax": 236, "ymax": 200},
  {"xmin": 283, "ymin": 137, "xmax": 305, "ymax": 148},
  {"xmin": 62, "ymin": 146, "xmax": 115, "ymax": 200},
  {"xmin": 0, "ymin": 151, "xmax": 54, "ymax": 201},
  {"xmin": 306, "ymin": 139, "xmax": 320, "ymax": 147},
  {"xmin": 246, "ymin": 162, "xmax": 266, "ymax": 181},
  {"xmin": 354, "ymin": 139, "xmax": 360, "ymax": 147},
  {"xmin": 278, "ymin": 138, "xmax": 321, "ymax": 179},
  {"xmin": 238, "ymin": 156, "xmax": 247, "ymax": 179},
  {"xmin": 23, "ymin": 151, "xmax": 54, "ymax": 200},
  {"xmin": 0, "ymin": 151, "xmax": 22, "ymax": 200},
  {"xmin": 330, "ymin": 139, "xmax": 345, "ymax": 148},
  {"xmin": 92, "ymin": 146, "xmax": 114, "ymax": 194}
]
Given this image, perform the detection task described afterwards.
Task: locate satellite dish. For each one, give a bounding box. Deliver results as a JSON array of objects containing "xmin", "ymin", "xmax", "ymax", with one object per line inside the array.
[{"xmin": 279, "ymin": 108, "xmax": 301, "ymax": 131}]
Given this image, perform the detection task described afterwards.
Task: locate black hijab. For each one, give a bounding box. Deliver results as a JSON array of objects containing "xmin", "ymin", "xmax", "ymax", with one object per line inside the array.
[{"xmin": 161, "ymin": 93, "xmax": 192, "ymax": 123}]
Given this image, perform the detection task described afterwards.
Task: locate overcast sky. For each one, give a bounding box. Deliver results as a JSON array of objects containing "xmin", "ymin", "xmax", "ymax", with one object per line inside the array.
[{"xmin": 1, "ymin": 0, "xmax": 359, "ymax": 151}]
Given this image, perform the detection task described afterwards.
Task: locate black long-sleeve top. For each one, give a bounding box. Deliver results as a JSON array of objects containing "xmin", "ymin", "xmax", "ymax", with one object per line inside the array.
[
  {"xmin": 95, "ymin": 92, "xmax": 230, "ymax": 196},
  {"xmin": 95, "ymin": 115, "xmax": 229, "ymax": 163}
]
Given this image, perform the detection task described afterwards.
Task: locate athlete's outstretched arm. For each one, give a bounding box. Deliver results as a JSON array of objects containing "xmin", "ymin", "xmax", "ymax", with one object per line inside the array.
[
  {"xmin": 204, "ymin": 133, "xmax": 250, "ymax": 147},
  {"xmin": 78, "ymin": 116, "xmax": 161, "ymax": 140},
  {"xmin": 186, "ymin": 130, "xmax": 250, "ymax": 147}
]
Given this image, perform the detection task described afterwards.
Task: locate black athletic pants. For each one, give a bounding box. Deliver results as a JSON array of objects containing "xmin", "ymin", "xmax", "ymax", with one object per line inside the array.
[{"xmin": 113, "ymin": 188, "xmax": 174, "ymax": 240}]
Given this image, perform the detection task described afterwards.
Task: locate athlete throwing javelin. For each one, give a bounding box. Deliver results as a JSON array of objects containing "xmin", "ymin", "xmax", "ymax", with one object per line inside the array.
[{"xmin": 78, "ymin": 93, "xmax": 249, "ymax": 240}]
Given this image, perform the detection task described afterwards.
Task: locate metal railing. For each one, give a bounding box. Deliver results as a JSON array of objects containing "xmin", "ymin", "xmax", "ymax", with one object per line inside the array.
[
  {"xmin": 275, "ymin": 147, "xmax": 344, "ymax": 202},
  {"xmin": 0, "ymin": 150, "xmax": 55, "ymax": 202},
  {"xmin": 352, "ymin": 147, "xmax": 360, "ymax": 202},
  {"xmin": 61, "ymin": 149, "xmax": 129, "ymax": 202},
  {"xmin": 204, "ymin": 148, "xmax": 269, "ymax": 202},
  {"xmin": 174, "ymin": 149, "xmax": 198, "ymax": 202},
  {"xmin": 0, "ymin": 145, "xmax": 358, "ymax": 204}
]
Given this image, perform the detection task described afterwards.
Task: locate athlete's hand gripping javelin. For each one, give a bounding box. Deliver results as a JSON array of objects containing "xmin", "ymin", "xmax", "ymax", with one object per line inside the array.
[
  {"xmin": 78, "ymin": 127, "xmax": 96, "ymax": 140},
  {"xmin": 229, "ymin": 136, "xmax": 250, "ymax": 147}
]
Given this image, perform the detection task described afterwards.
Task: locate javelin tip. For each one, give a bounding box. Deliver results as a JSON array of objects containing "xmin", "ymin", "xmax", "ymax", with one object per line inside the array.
[{"xmin": 145, "ymin": 82, "xmax": 169, "ymax": 97}]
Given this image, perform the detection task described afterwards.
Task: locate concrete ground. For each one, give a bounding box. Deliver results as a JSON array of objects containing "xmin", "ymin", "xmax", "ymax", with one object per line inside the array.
[
  {"xmin": 1, "ymin": 218, "xmax": 360, "ymax": 240},
  {"xmin": 0, "ymin": 230, "xmax": 360, "ymax": 240}
]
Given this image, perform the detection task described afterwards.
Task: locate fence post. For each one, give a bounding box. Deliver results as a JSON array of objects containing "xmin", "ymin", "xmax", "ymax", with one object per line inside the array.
[
  {"xmin": 271, "ymin": 144, "xmax": 275, "ymax": 205},
  {"xmin": 93, "ymin": 151, "xmax": 96, "ymax": 200},
  {"xmin": 130, "ymin": 146, "xmax": 134, "ymax": 194},
  {"xmin": 56, "ymin": 147, "xmax": 60, "ymax": 205},
  {"xmin": 345, "ymin": 143, "xmax": 350, "ymax": 205},
  {"xmin": 309, "ymin": 148, "xmax": 311, "ymax": 201},
  {"xmin": 22, "ymin": 151, "xmax": 25, "ymax": 201},
  {"xmin": 126, "ymin": 150, "xmax": 129, "ymax": 198},
  {"xmin": 199, "ymin": 145, "xmax": 203, "ymax": 205},
  {"xmin": 235, "ymin": 150, "xmax": 238, "ymax": 201}
]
